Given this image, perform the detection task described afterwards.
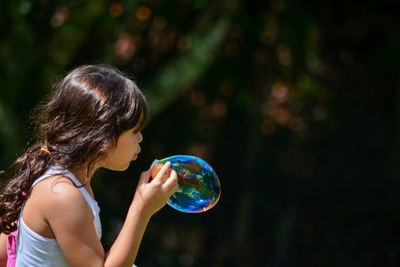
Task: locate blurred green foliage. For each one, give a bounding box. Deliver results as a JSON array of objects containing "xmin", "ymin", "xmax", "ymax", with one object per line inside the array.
[{"xmin": 1, "ymin": 0, "xmax": 399, "ymax": 266}]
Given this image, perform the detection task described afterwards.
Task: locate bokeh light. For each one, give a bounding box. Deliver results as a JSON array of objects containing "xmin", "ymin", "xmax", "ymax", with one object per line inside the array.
[{"xmin": 136, "ymin": 6, "xmax": 151, "ymax": 21}]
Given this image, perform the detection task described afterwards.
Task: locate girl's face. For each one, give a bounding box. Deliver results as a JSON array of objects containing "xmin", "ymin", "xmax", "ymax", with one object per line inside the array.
[{"xmin": 98, "ymin": 128, "xmax": 143, "ymax": 171}]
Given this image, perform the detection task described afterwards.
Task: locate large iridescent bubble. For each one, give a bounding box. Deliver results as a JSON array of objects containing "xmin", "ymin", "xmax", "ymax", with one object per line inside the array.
[{"xmin": 150, "ymin": 155, "xmax": 221, "ymax": 213}]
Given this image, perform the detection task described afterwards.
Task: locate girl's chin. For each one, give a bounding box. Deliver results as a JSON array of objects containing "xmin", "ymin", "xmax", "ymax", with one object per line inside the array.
[
  {"xmin": 118, "ymin": 163, "xmax": 131, "ymax": 171},
  {"xmin": 113, "ymin": 160, "xmax": 134, "ymax": 171}
]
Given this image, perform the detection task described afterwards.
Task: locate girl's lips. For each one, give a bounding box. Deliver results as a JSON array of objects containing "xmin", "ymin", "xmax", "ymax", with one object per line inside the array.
[{"xmin": 132, "ymin": 147, "xmax": 141, "ymax": 160}]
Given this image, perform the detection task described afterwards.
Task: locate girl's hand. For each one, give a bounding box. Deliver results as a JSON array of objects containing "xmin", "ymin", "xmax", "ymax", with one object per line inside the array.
[{"xmin": 132, "ymin": 162, "xmax": 179, "ymax": 218}]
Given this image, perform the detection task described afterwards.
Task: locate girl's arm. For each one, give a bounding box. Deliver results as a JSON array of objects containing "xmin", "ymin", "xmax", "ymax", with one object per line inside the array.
[
  {"xmin": 48, "ymin": 162, "xmax": 178, "ymax": 267},
  {"xmin": 105, "ymin": 162, "xmax": 178, "ymax": 266},
  {"xmin": 0, "ymin": 233, "xmax": 7, "ymax": 267}
]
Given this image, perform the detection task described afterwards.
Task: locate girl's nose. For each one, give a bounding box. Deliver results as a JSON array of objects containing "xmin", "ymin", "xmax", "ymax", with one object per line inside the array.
[{"xmin": 137, "ymin": 132, "xmax": 143, "ymax": 143}]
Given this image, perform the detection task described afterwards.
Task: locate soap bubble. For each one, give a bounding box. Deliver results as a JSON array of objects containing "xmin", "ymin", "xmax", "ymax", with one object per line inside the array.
[{"xmin": 150, "ymin": 155, "xmax": 221, "ymax": 213}]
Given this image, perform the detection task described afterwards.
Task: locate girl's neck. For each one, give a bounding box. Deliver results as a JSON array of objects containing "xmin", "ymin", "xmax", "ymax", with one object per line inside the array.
[
  {"xmin": 69, "ymin": 164, "xmax": 96, "ymax": 185},
  {"xmin": 68, "ymin": 165, "xmax": 96, "ymax": 200}
]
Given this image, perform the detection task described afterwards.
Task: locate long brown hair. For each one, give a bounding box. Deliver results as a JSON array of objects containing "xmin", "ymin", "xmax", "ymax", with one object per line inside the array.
[{"xmin": 0, "ymin": 65, "xmax": 148, "ymax": 234}]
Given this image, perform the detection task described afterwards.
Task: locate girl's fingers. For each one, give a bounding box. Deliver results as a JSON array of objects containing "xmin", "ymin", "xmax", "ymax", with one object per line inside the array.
[
  {"xmin": 153, "ymin": 162, "xmax": 172, "ymax": 183},
  {"xmin": 162, "ymin": 170, "xmax": 178, "ymax": 192},
  {"xmin": 168, "ymin": 182, "xmax": 179, "ymax": 195}
]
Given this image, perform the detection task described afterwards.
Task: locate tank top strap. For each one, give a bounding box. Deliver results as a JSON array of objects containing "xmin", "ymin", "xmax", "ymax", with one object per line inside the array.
[
  {"xmin": 31, "ymin": 166, "xmax": 71, "ymax": 188},
  {"xmin": 31, "ymin": 166, "xmax": 99, "ymax": 216},
  {"xmin": 28, "ymin": 166, "xmax": 102, "ymax": 239}
]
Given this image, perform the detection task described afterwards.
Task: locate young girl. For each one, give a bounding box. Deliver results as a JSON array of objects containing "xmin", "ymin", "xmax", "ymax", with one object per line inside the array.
[{"xmin": 0, "ymin": 65, "xmax": 178, "ymax": 266}]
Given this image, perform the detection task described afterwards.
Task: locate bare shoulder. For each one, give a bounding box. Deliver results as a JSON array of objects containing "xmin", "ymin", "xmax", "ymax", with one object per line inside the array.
[
  {"xmin": 32, "ymin": 175, "xmax": 92, "ymax": 220},
  {"xmin": 26, "ymin": 176, "xmax": 104, "ymax": 265},
  {"xmin": 23, "ymin": 175, "xmax": 93, "ymax": 238}
]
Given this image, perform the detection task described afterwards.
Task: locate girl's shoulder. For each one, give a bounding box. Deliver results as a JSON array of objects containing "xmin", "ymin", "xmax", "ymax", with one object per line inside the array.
[
  {"xmin": 30, "ymin": 175, "xmax": 81, "ymax": 201},
  {"xmin": 23, "ymin": 175, "xmax": 94, "ymax": 238},
  {"xmin": 31, "ymin": 174, "xmax": 93, "ymax": 214}
]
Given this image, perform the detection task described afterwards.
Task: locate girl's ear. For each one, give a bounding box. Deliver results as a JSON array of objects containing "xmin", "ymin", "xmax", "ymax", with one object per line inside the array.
[{"xmin": 104, "ymin": 138, "xmax": 118, "ymax": 153}]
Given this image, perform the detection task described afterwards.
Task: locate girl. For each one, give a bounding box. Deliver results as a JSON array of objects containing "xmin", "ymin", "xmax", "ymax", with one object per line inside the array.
[{"xmin": 0, "ymin": 65, "xmax": 178, "ymax": 266}]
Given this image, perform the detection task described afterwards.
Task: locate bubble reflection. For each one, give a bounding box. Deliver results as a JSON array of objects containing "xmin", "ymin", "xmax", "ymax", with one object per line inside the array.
[{"xmin": 151, "ymin": 155, "xmax": 221, "ymax": 213}]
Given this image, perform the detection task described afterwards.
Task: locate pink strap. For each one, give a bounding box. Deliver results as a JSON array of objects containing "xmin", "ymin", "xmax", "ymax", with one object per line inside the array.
[{"xmin": 6, "ymin": 224, "xmax": 18, "ymax": 267}]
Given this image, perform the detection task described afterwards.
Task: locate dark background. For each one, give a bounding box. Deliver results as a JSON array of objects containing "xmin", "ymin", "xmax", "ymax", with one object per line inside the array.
[{"xmin": 0, "ymin": 0, "xmax": 399, "ymax": 266}]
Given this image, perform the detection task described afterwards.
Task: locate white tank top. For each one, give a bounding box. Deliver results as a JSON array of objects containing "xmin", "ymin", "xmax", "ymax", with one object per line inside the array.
[{"xmin": 15, "ymin": 166, "xmax": 102, "ymax": 267}]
